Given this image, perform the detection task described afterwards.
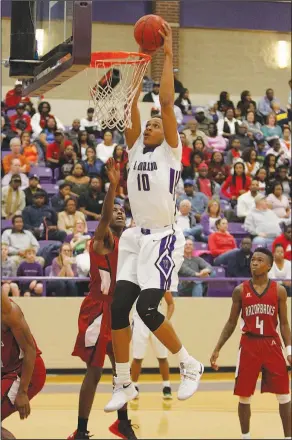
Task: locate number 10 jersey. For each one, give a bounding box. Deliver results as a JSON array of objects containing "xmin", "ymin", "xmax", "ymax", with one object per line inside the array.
[{"xmin": 127, "ymin": 133, "xmax": 182, "ymax": 229}]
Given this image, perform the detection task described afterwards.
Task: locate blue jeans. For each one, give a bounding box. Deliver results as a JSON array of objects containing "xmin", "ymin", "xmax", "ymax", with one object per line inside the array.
[
  {"xmin": 252, "ymin": 236, "xmax": 274, "ymax": 247},
  {"xmin": 214, "ymin": 249, "xmax": 239, "ymax": 266},
  {"xmin": 178, "ymin": 282, "xmax": 204, "ymax": 297},
  {"xmin": 183, "ymin": 225, "xmax": 207, "ymax": 242}
]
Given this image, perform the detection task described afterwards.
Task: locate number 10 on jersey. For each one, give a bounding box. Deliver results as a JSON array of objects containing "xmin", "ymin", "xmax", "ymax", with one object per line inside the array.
[{"xmin": 137, "ymin": 173, "xmax": 150, "ymax": 191}]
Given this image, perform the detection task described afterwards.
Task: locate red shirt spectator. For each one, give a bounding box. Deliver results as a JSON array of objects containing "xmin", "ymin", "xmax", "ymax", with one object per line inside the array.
[
  {"xmin": 5, "ymin": 81, "xmax": 30, "ymax": 109},
  {"xmin": 196, "ymin": 162, "xmax": 215, "ymax": 199},
  {"xmin": 46, "ymin": 132, "xmax": 72, "ymax": 162},
  {"xmin": 272, "ymin": 224, "xmax": 292, "ymax": 261},
  {"xmin": 208, "ymin": 218, "xmax": 237, "ymax": 257},
  {"xmin": 180, "ymin": 132, "xmax": 191, "ymax": 167},
  {"xmin": 9, "ymin": 103, "xmax": 32, "ymax": 134},
  {"xmin": 221, "ymin": 162, "xmax": 251, "ymax": 200}
]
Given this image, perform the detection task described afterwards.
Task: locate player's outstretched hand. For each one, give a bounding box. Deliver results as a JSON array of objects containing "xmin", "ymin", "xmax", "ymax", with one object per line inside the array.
[
  {"xmin": 158, "ymin": 22, "xmax": 173, "ymax": 56},
  {"xmin": 106, "ymin": 158, "xmax": 120, "ymax": 188},
  {"xmin": 15, "ymin": 390, "xmax": 31, "ymax": 419},
  {"xmin": 210, "ymin": 350, "xmax": 220, "ymax": 371}
]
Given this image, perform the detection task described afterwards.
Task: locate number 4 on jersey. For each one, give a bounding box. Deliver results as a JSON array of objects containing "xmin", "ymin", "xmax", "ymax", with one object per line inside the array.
[{"xmin": 256, "ymin": 316, "xmax": 264, "ymax": 335}]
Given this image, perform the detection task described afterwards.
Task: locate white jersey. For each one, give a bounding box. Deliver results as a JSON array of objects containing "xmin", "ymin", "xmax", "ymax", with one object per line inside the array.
[{"xmin": 127, "ymin": 133, "xmax": 182, "ymax": 229}]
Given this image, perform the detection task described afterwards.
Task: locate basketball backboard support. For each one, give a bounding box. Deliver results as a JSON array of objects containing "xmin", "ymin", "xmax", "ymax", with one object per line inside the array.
[{"xmin": 9, "ymin": 1, "xmax": 92, "ymax": 97}]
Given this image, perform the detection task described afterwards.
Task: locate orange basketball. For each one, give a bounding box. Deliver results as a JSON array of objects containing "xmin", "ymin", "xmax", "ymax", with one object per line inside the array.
[{"xmin": 134, "ymin": 14, "xmax": 166, "ymax": 51}]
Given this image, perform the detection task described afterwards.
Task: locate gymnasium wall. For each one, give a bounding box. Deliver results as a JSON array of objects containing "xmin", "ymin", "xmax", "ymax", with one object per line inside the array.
[
  {"xmin": 13, "ymin": 297, "xmax": 292, "ymax": 370},
  {"xmin": 1, "ymin": 18, "xmax": 290, "ymax": 106}
]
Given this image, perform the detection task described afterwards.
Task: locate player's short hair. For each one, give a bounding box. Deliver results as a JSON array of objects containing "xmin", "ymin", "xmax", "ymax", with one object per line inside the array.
[{"xmin": 253, "ymin": 247, "xmax": 274, "ymax": 266}]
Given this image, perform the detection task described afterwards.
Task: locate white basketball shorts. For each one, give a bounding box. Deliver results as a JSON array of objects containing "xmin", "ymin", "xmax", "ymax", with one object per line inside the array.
[
  {"xmin": 132, "ymin": 314, "xmax": 168, "ymax": 359},
  {"xmin": 117, "ymin": 224, "xmax": 185, "ymax": 291}
]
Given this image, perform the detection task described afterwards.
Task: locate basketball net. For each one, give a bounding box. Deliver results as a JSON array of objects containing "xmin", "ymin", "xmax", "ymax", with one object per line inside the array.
[{"xmin": 89, "ymin": 52, "xmax": 151, "ymax": 131}]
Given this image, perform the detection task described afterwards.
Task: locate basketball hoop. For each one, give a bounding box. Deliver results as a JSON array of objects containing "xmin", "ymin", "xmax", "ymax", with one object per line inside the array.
[{"xmin": 88, "ymin": 51, "xmax": 151, "ymax": 131}]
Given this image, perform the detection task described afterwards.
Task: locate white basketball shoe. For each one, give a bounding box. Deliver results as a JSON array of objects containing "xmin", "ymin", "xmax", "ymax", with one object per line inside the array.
[
  {"xmin": 177, "ymin": 358, "xmax": 204, "ymax": 400},
  {"xmin": 104, "ymin": 378, "xmax": 138, "ymax": 412}
]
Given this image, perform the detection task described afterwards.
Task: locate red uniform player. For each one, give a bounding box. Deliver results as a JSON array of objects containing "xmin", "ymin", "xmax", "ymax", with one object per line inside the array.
[
  {"xmin": 1, "ymin": 292, "xmax": 46, "ymax": 440},
  {"xmin": 68, "ymin": 158, "xmax": 137, "ymax": 440},
  {"xmin": 210, "ymin": 247, "xmax": 291, "ymax": 440}
]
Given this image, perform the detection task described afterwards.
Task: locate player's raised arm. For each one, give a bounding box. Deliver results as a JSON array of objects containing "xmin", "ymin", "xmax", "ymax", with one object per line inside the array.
[
  {"xmin": 125, "ymin": 82, "xmax": 142, "ymax": 149},
  {"xmin": 2, "ymin": 294, "xmax": 36, "ymax": 419},
  {"xmin": 210, "ymin": 285, "xmax": 242, "ymax": 370},
  {"xmin": 158, "ymin": 23, "xmax": 178, "ymax": 149},
  {"xmin": 93, "ymin": 158, "xmax": 120, "ymax": 253},
  {"xmin": 278, "ymin": 284, "xmax": 292, "ymax": 366}
]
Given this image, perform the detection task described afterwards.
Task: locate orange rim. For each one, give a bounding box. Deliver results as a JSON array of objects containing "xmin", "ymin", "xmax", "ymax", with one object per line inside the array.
[{"xmin": 90, "ymin": 51, "xmax": 151, "ymax": 68}]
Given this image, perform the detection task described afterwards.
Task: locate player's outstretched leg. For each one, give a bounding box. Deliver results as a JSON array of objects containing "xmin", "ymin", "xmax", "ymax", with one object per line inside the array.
[
  {"xmin": 1, "ymin": 427, "xmax": 16, "ymax": 440},
  {"xmin": 105, "ymin": 281, "xmax": 140, "ymax": 412},
  {"xmin": 278, "ymin": 395, "xmax": 291, "ymax": 438},
  {"xmin": 157, "ymin": 358, "xmax": 172, "ymax": 400},
  {"xmin": 137, "ymin": 288, "xmax": 204, "ymax": 401},
  {"xmin": 238, "ymin": 398, "xmax": 251, "ymax": 439},
  {"xmin": 131, "ymin": 358, "xmax": 143, "ymax": 399},
  {"xmin": 68, "ymin": 366, "xmax": 102, "ymax": 440}
]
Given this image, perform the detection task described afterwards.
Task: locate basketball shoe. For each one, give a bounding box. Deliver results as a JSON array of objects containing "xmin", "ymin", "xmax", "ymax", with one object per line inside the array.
[
  {"xmin": 177, "ymin": 358, "xmax": 204, "ymax": 400},
  {"xmin": 104, "ymin": 378, "xmax": 138, "ymax": 412},
  {"xmin": 67, "ymin": 430, "xmax": 92, "ymax": 439},
  {"xmin": 109, "ymin": 419, "xmax": 138, "ymax": 439}
]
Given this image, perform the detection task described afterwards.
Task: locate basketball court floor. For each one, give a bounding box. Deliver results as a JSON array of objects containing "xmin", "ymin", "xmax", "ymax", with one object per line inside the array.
[{"xmin": 3, "ymin": 373, "xmax": 287, "ymax": 439}]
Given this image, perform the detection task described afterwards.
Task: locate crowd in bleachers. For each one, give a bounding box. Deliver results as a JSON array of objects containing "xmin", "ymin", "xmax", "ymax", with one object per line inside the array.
[{"xmin": 1, "ymin": 78, "xmax": 291, "ymax": 297}]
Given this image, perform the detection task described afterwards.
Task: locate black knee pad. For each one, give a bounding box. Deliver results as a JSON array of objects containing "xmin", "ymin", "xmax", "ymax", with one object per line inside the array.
[
  {"xmin": 111, "ymin": 280, "xmax": 140, "ymax": 330},
  {"xmin": 136, "ymin": 288, "xmax": 165, "ymax": 332}
]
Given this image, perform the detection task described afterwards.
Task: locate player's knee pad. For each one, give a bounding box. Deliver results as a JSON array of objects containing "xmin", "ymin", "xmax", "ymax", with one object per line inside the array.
[
  {"xmin": 136, "ymin": 288, "xmax": 165, "ymax": 332},
  {"xmin": 239, "ymin": 396, "xmax": 251, "ymax": 404},
  {"xmin": 276, "ymin": 394, "xmax": 291, "ymax": 404},
  {"xmin": 111, "ymin": 281, "xmax": 140, "ymax": 330}
]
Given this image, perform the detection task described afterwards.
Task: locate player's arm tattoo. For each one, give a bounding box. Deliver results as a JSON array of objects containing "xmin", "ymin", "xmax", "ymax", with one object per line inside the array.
[
  {"xmin": 278, "ymin": 284, "xmax": 292, "ymax": 348},
  {"xmin": 214, "ymin": 285, "xmax": 242, "ymax": 351}
]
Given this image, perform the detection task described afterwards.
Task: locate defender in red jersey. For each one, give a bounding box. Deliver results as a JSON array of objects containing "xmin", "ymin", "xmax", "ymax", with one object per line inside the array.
[
  {"xmin": 1, "ymin": 291, "xmax": 46, "ymax": 440},
  {"xmin": 68, "ymin": 159, "xmax": 137, "ymax": 440},
  {"xmin": 210, "ymin": 248, "xmax": 291, "ymax": 440}
]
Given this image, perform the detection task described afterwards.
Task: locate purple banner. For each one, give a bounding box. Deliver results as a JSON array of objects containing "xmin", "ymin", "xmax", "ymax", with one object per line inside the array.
[{"xmin": 181, "ymin": 0, "xmax": 291, "ymax": 32}]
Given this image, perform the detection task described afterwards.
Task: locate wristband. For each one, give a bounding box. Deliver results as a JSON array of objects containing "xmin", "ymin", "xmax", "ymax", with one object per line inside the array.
[{"xmin": 286, "ymin": 345, "xmax": 292, "ymax": 357}]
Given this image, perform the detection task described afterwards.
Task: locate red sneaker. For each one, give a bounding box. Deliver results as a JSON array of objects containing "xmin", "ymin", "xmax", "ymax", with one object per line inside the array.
[
  {"xmin": 108, "ymin": 419, "xmax": 138, "ymax": 439},
  {"xmin": 67, "ymin": 430, "xmax": 92, "ymax": 440}
]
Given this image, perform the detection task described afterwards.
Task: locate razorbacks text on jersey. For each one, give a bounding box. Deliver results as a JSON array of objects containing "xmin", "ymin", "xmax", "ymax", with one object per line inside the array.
[
  {"xmin": 127, "ymin": 133, "xmax": 182, "ymax": 229},
  {"xmin": 240, "ymin": 280, "xmax": 280, "ymax": 340}
]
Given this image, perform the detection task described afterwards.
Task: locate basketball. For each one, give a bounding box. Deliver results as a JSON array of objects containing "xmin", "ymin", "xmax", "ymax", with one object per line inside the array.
[{"xmin": 134, "ymin": 14, "xmax": 166, "ymax": 51}]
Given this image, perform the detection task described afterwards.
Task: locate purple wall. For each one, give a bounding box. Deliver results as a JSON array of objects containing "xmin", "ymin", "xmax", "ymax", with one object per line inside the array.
[
  {"xmin": 181, "ymin": 0, "xmax": 291, "ymax": 32},
  {"xmin": 2, "ymin": 1, "xmax": 291, "ymax": 32}
]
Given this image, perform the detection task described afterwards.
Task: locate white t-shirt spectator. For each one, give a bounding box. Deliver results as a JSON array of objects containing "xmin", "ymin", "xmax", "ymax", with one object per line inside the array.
[
  {"xmin": 176, "ymin": 213, "xmax": 191, "ymax": 231},
  {"xmin": 266, "ymin": 193, "xmax": 290, "ymax": 218},
  {"xmin": 269, "ymin": 260, "xmax": 291, "ymax": 281},
  {"xmin": 237, "ymin": 191, "xmax": 257, "ymax": 218},
  {"xmin": 96, "ymin": 143, "xmax": 116, "ymax": 163},
  {"xmin": 80, "ymin": 117, "xmax": 101, "ymax": 132},
  {"xmin": 217, "ymin": 118, "xmax": 242, "ymax": 136}
]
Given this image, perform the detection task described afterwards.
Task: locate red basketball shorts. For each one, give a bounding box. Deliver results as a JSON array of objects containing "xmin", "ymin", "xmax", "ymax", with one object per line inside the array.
[
  {"xmin": 234, "ymin": 335, "xmax": 290, "ymax": 397},
  {"xmin": 1, "ymin": 356, "xmax": 46, "ymax": 421},
  {"xmin": 72, "ymin": 295, "xmax": 113, "ymax": 368}
]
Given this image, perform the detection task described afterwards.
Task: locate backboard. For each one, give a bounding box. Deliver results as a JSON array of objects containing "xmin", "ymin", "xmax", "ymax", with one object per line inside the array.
[{"xmin": 9, "ymin": 1, "xmax": 92, "ymax": 97}]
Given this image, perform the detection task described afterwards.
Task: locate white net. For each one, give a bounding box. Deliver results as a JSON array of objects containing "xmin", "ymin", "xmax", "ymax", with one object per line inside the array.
[{"xmin": 89, "ymin": 52, "xmax": 150, "ymax": 131}]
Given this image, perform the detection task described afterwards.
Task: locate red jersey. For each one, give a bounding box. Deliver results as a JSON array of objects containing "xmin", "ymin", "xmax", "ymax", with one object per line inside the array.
[
  {"xmin": 240, "ymin": 279, "xmax": 279, "ymax": 340},
  {"xmin": 88, "ymin": 235, "xmax": 119, "ymax": 300},
  {"xmin": 1, "ymin": 302, "xmax": 41, "ymax": 375}
]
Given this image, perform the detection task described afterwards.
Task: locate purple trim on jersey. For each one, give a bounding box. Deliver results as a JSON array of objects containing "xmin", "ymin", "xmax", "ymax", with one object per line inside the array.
[
  {"xmin": 166, "ymin": 234, "xmax": 176, "ymax": 290},
  {"xmin": 155, "ymin": 233, "xmax": 176, "ymax": 290},
  {"xmin": 169, "ymin": 168, "xmax": 175, "ymax": 195}
]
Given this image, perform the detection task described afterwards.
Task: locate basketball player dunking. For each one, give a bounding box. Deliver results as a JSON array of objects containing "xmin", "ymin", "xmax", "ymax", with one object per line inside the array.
[
  {"xmin": 105, "ymin": 23, "xmax": 204, "ymax": 413},
  {"xmin": 68, "ymin": 159, "xmax": 136, "ymax": 440},
  {"xmin": 1, "ymin": 291, "xmax": 46, "ymax": 440},
  {"xmin": 210, "ymin": 248, "xmax": 291, "ymax": 440}
]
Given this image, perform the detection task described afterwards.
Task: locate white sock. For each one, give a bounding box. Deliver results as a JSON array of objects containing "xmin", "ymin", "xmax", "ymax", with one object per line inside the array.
[
  {"xmin": 177, "ymin": 346, "xmax": 192, "ymax": 364},
  {"xmin": 132, "ymin": 382, "xmax": 138, "ymax": 388},
  {"xmin": 242, "ymin": 433, "xmax": 251, "ymax": 439},
  {"xmin": 162, "ymin": 380, "xmax": 170, "ymax": 388},
  {"xmin": 115, "ymin": 362, "xmax": 131, "ymax": 384}
]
